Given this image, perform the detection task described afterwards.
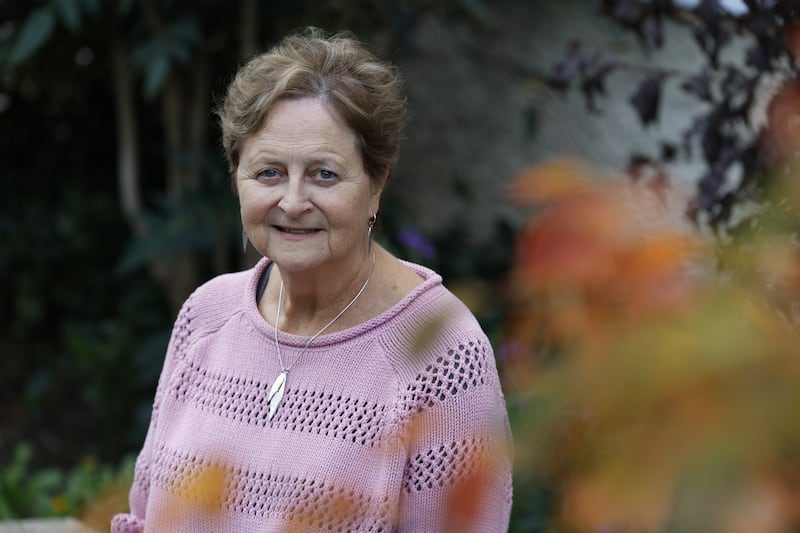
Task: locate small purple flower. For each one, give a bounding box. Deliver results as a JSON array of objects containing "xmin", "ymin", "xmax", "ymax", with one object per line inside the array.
[
  {"xmin": 498, "ymin": 342, "xmax": 515, "ymax": 363},
  {"xmin": 396, "ymin": 229, "xmax": 437, "ymax": 260}
]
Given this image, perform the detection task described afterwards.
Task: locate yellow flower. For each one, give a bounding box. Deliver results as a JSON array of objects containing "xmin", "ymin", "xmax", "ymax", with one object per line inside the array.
[{"xmin": 51, "ymin": 496, "xmax": 68, "ymax": 514}]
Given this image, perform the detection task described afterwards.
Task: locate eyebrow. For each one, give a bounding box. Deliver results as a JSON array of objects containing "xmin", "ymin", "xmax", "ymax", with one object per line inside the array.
[{"xmin": 242, "ymin": 153, "xmax": 346, "ymax": 168}]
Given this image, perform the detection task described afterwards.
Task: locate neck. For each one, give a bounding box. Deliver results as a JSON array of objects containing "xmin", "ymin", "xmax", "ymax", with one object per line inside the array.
[{"xmin": 274, "ymin": 249, "xmax": 376, "ymax": 336}]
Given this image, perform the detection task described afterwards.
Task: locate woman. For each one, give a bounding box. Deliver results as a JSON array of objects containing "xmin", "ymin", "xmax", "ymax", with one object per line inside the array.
[{"xmin": 112, "ymin": 28, "xmax": 512, "ymax": 532}]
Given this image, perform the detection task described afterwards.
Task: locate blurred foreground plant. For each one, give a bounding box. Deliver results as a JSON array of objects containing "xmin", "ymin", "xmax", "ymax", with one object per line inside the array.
[
  {"xmin": 0, "ymin": 442, "xmax": 134, "ymax": 528},
  {"xmin": 504, "ymin": 158, "xmax": 800, "ymax": 532}
]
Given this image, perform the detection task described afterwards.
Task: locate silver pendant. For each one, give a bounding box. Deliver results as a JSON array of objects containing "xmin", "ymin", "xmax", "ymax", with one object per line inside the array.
[{"xmin": 267, "ymin": 370, "xmax": 287, "ymax": 421}]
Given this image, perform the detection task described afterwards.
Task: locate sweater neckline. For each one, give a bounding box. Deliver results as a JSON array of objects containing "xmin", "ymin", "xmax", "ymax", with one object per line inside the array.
[{"xmin": 242, "ymin": 256, "xmax": 443, "ymax": 348}]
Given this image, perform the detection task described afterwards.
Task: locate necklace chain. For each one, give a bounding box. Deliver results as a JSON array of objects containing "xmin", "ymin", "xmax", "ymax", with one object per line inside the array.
[
  {"xmin": 273, "ymin": 255, "xmax": 375, "ymax": 373},
  {"xmin": 267, "ymin": 256, "xmax": 374, "ymax": 421}
]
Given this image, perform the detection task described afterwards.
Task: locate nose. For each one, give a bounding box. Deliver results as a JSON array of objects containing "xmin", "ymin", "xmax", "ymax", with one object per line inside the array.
[{"xmin": 278, "ymin": 176, "xmax": 313, "ymax": 218}]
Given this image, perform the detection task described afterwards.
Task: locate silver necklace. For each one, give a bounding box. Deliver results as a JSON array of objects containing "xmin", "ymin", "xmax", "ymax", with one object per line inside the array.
[{"xmin": 267, "ymin": 258, "xmax": 374, "ymax": 421}]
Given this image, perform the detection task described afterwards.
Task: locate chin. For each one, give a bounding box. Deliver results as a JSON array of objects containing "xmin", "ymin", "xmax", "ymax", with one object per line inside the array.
[{"xmin": 269, "ymin": 253, "xmax": 329, "ymax": 273}]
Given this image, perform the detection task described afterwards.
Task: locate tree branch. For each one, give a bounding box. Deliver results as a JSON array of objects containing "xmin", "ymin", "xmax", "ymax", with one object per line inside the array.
[{"xmin": 111, "ymin": 41, "xmax": 144, "ymax": 237}]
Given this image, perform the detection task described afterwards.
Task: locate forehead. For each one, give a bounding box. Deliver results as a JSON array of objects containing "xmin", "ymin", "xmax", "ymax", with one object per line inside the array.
[{"xmin": 243, "ymin": 97, "xmax": 359, "ymax": 157}]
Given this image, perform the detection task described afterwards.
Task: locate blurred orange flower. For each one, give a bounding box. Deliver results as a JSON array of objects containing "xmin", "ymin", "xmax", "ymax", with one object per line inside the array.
[{"xmin": 505, "ymin": 158, "xmax": 800, "ymax": 532}]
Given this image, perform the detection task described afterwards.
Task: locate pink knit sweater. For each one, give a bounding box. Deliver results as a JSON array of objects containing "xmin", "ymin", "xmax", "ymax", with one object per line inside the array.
[{"xmin": 111, "ymin": 258, "xmax": 512, "ymax": 532}]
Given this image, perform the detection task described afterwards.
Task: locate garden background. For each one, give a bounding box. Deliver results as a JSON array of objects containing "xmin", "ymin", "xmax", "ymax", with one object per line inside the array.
[{"xmin": 6, "ymin": 0, "xmax": 800, "ymax": 531}]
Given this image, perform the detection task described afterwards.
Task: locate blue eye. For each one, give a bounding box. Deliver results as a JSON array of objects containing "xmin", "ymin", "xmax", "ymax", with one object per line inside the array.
[
  {"xmin": 258, "ymin": 168, "xmax": 279, "ymax": 180},
  {"xmin": 317, "ymin": 169, "xmax": 336, "ymax": 181}
]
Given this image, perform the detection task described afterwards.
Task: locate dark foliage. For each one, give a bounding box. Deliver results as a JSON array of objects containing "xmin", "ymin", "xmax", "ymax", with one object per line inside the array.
[
  {"xmin": 0, "ymin": 0, "xmax": 517, "ymax": 490},
  {"xmin": 547, "ymin": 0, "xmax": 800, "ymax": 234},
  {"xmin": 0, "ymin": 48, "xmax": 170, "ymax": 466}
]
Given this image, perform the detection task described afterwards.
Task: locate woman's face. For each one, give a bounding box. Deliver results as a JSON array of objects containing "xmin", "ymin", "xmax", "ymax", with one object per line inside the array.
[{"xmin": 237, "ymin": 97, "xmax": 382, "ymax": 274}]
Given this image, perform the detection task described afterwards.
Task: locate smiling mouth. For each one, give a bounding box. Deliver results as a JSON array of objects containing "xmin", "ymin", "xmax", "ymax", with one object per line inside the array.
[{"xmin": 275, "ymin": 226, "xmax": 319, "ymax": 234}]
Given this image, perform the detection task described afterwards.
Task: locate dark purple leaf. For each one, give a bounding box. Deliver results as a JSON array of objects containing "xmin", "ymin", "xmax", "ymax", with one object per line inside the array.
[
  {"xmin": 719, "ymin": 67, "xmax": 747, "ymax": 98},
  {"xmin": 548, "ymin": 0, "xmax": 800, "ymax": 229},
  {"xmin": 546, "ymin": 41, "xmax": 584, "ymax": 91},
  {"xmin": 692, "ymin": 1, "xmax": 731, "ymax": 68},
  {"xmin": 741, "ymin": 0, "xmax": 759, "ymax": 12},
  {"xmin": 698, "ymin": 170, "xmax": 723, "ymax": 207},
  {"xmin": 745, "ymin": 38, "xmax": 782, "ymax": 70},
  {"xmin": 608, "ymin": 0, "xmax": 645, "ymax": 28},
  {"xmin": 732, "ymin": 86, "xmax": 755, "ymax": 125},
  {"xmin": 737, "ymin": 142, "xmax": 763, "ymax": 185},
  {"xmin": 661, "ymin": 143, "xmax": 677, "ymax": 162},
  {"xmin": 697, "ymin": 105, "xmax": 729, "ymax": 164},
  {"xmin": 712, "ymin": 192, "xmax": 736, "ymax": 227},
  {"xmin": 682, "ymin": 114, "xmax": 710, "ymax": 160},
  {"xmin": 681, "ymin": 71, "xmax": 713, "ymax": 102},
  {"xmin": 580, "ymin": 59, "xmax": 617, "ymax": 111},
  {"xmin": 629, "ymin": 74, "xmax": 664, "ymax": 126},
  {"xmin": 641, "ymin": 13, "xmax": 664, "ymax": 48},
  {"xmin": 694, "ymin": 0, "xmax": 725, "ymax": 28},
  {"xmin": 626, "ymin": 154, "xmax": 652, "ymax": 182}
]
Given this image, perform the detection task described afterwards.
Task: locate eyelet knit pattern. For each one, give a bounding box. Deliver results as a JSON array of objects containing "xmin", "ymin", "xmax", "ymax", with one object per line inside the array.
[
  {"xmin": 172, "ymin": 359, "xmax": 388, "ymax": 446},
  {"xmin": 403, "ymin": 436, "xmax": 494, "ymax": 494},
  {"xmin": 149, "ymin": 443, "xmax": 394, "ymax": 531},
  {"xmin": 402, "ymin": 340, "xmax": 488, "ymax": 412},
  {"xmin": 112, "ymin": 258, "xmax": 513, "ymax": 532}
]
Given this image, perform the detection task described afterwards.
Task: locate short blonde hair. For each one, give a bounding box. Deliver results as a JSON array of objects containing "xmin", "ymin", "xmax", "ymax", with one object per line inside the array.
[{"xmin": 217, "ymin": 28, "xmax": 406, "ymax": 187}]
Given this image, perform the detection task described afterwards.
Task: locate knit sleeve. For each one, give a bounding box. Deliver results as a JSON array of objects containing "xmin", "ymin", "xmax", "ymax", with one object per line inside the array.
[
  {"xmin": 393, "ymin": 334, "xmax": 513, "ymax": 532},
  {"xmin": 110, "ymin": 293, "xmax": 196, "ymax": 533}
]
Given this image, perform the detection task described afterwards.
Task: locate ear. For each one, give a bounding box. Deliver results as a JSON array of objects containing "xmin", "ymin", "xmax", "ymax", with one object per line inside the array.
[{"xmin": 369, "ymin": 169, "xmax": 389, "ymax": 214}]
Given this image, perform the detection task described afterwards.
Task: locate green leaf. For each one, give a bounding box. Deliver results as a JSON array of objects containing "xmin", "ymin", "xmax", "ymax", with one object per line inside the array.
[
  {"xmin": 142, "ymin": 55, "xmax": 169, "ymax": 100},
  {"xmin": 9, "ymin": 7, "xmax": 56, "ymax": 65},
  {"xmin": 27, "ymin": 469, "xmax": 62, "ymax": 494},
  {"xmin": 116, "ymin": 191, "xmax": 238, "ymax": 274},
  {"xmin": 0, "ymin": 496, "xmax": 15, "ymax": 520},
  {"xmin": 130, "ymin": 16, "xmax": 203, "ymax": 97},
  {"xmin": 55, "ymin": 0, "xmax": 82, "ymax": 32},
  {"xmin": 6, "ymin": 443, "xmax": 33, "ymax": 485},
  {"xmin": 174, "ymin": 17, "xmax": 202, "ymax": 45}
]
